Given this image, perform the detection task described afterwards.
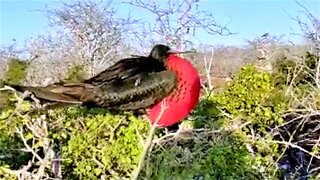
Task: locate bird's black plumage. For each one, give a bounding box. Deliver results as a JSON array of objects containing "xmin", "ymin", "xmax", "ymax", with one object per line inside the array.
[
  {"xmin": 84, "ymin": 45, "xmax": 170, "ymax": 84},
  {"xmin": 7, "ymin": 44, "xmax": 178, "ymax": 110}
]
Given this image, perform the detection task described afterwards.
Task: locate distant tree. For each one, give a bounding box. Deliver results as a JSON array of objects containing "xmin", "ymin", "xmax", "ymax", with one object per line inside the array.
[
  {"xmin": 46, "ymin": 0, "xmax": 128, "ymax": 76},
  {"xmin": 23, "ymin": 0, "xmax": 136, "ymax": 86},
  {"xmin": 125, "ymin": 0, "xmax": 234, "ymax": 50},
  {"xmin": 291, "ymin": 2, "xmax": 320, "ymax": 88},
  {"xmin": 293, "ymin": 1, "xmax": 320, "ymax": 56},
  {"xmin": 246, "ymin": 33, "xmax": 284, "ymax": 61},
  {"xmin": 0, "ymin": 41, "xmax": 25, "ymax": 82}
]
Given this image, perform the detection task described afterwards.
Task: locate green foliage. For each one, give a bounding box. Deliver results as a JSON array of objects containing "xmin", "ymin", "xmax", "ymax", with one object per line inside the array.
[
  {"xmin": 0, "ymin": 105, "xmax": 149, "ymax": 179},
  {"xmin": 65, "ymin": 63, "xmax": 87, "ymax": 82},
  {"xmin": 4, "ymin": 58, "xmax": 29, "ymax": 85},
  {"xmin": 0, "ymin": 91, "xmax": 13, "ymax": 112},
  {"xmin": 213, "ymin": 65, "xmax": 286, "ymax": 134},
  {"xmin": 190, "ymin": 98, "xmax": 222, "ymax": 129},
  {"xmin": 202, "ymin": 65, "xmax": 289, "ymax": 179},
  {"xmin": 0, "ymin": 58, "xmax": 29, "ymax": 111},
  {"xmin": 142, "ymin": 136, "xmax": 262, "ymax": 180},
  {"xmin": 47, "ymin": 107, "xmax": 149, "ymax": 179},
  {"xmin": 0, "ymin": 132, "xmax": 31, "ymax": 170},
  {"xmin": 0, "ymin": 100, "xmax": 34, "ymax": 171},
  {"xmin": 273, "ymin": 51, "xmax": 319, "ymax": 87}
]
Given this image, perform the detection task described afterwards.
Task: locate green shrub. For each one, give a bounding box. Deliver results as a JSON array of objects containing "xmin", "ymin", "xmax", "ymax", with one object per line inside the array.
[
  {"xmin": 4, "ymin": 58, "xmax": 29, "ymax": 85},
  {"xmin": 206, "ymin": 65, "xmax": 289, "ymax": 178},
  {"xmin": 273, "ymin": 51, "xmax": 319, "ymax": 88},
  {"xmin": 190, "ymin": 98, "xmax": 222, "ymax": 129},
  {"xmin": 0, "ymin": 58, "xmax": 29, "ymax": 112},
  {"xmin": 213, "ymin": 65, "xmax": 287, "ymax": 135},
  {"xmin": 142, "ymin": 135, "xmax": 263, "ymax": 180},
  {"xmin": 0, "ymin": 132, "xmax": 31, "ymax": 168},
  {"xmin": 0, "ymin": 104, "xmax": 149, "ymax": 179},
  {"xmin": 65, "ymin": 64, "xmax": 87, "ymax": 82},
  {"xmin": 48, "ymin": 107, "xmax": 149, "ymax": 179}
]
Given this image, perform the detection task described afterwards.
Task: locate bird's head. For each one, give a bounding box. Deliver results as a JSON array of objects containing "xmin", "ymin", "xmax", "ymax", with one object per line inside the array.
[
  {"xmin": 149, "ymin": 44, "xmax": 196, "ymax": 63},
  {"xmin": 148, "ymin": 44, "xmax": 172, "ymax": 62}
]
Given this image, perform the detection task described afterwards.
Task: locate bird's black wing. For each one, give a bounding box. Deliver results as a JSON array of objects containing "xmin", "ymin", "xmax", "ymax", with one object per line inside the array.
[
  {"xmin": 8, "ymin": 71, "xmax": 177, "ymax": 110},
  {"xmin": 84, "ymin": 57, "xmax": 165, "ymax": 85},
  {"xmin": 88, "ymin": 70, "xmax": 178, "ymax": 110}
]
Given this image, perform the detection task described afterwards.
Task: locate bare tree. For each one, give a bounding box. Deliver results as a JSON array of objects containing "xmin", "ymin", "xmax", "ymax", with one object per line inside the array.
[
  {"xmin": 46, "ymin": 0, "xmax": 125, "ymax": 76},
  {"xmin": 245, "ymin": 33, "xmax": 285, "ymax": 73},
  {"xmin": 0, "ymin": 43, "xmax": 18, "ymax": 81},
  {"xmin": 24, "ymin": 31, "xmax": 75, "ymax": 86},
  {"xmin": 246, "ymin": 33, "xmax": 284, "ymax": 60},
  {"xmin": 125, "ymin": 0, "xmax": 234, "ymax": 50},
  {"xmin": 20, "ymin": 0, "xmax": 139, "ymax": 86},
  {"xmin": 290, "ymin": 1, "xmax": 320, "ymax": 88},
  {"xmin": 293, "ymin": 1, "xmax": 320, "ymax": 56}
]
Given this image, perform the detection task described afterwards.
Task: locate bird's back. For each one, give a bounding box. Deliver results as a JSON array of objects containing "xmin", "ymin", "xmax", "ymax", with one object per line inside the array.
[{"xmin": 84, "ymin": 56, "xmax": 165, "ymax": 85}]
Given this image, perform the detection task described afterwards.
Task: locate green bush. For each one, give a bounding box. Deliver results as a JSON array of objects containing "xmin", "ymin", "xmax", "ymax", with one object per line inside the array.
[
  {"xmin": 0, "ymin": 58, "xmax": 29, "ymax": 112},
  {"xmin": 213, "ymin": 65, "xmax": 286, "ymax": 135},
  {"xmin": 190, "ymin": 98, "xmax": 222, "ymax": 129},
  {"xmin": 206, "ymin": 65, "xmax": 289, "ymax": 178},
  {"xmin": 4, "ymin": 58, "xmax": 29, "ymax": 85},
  {"xmin": 0, "ymin": 104, "xmax": 149, "ymax": 179},
  {"xmin": 142, "ymin": 135, "xmax": 263, "ymax": 180},
  {"xmin": 273, "ymin": 51, "xmax": 319, "ymax": 88},
  {"xmin": 65, "ymin": 64, "xmax": 87, "ymax": 82},
  {"xmin": 0, "ymin": 132, "xmax": 32, "ymax": 170},
  {"xmin": 47, "ymin": 107, "xmax": 149, "ymax": 179}
]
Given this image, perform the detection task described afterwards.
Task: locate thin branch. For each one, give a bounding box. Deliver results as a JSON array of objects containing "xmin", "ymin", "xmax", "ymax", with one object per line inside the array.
[
  {"xmin": 267, "ymin": 140, "xmax": 320, "ymax": 161},
  {"xmin": 132, "ymin": 100, "xmax": 168, "ymax": 180},
  {"xmin": 0, "ymin": 86, "xmax": 31, "ymax": 119},
  {"xmin": 16, "ymin": 127, "xmax": 43, "ymax": 162}
]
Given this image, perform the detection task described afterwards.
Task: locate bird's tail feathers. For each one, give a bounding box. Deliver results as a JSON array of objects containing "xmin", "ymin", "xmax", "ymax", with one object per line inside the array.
[{"xmin": 4, "ymin": 83, "xmax": 93, "ymax": 104}]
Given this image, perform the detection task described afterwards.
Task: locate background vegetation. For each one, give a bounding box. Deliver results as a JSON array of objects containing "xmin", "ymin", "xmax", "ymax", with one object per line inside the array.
[{"xmin": 0, "ymin": 0, "xmax": 319, "ymax": 179}]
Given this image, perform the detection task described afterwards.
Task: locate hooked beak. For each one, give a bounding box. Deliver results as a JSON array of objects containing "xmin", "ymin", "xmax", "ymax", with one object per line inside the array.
[{"xmin": 168, "ymin": 49, "xmax": 196, "ymax": 55}]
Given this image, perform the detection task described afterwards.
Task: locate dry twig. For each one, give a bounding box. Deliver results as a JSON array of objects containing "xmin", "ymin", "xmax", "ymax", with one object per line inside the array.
[{"xmin": 132, "ymin": 100, "xmax": 168, "ymax": 180}]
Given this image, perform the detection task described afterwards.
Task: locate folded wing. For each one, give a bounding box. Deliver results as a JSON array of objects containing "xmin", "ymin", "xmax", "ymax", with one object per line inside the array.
[{"xmin": 9, "ymin": 71, "xmax": 177, "ymax": 110}]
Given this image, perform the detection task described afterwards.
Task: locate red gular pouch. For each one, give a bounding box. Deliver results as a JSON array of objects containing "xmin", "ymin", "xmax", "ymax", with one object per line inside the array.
[{"xmin": 147, "ymin": 54, "xmax": 201, "ymax": 127}]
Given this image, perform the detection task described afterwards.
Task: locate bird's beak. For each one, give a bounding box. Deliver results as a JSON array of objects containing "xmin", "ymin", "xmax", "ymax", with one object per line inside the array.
[{"xmin": 168, "ymin": 49, "xmax": 196, "ymax": 54}]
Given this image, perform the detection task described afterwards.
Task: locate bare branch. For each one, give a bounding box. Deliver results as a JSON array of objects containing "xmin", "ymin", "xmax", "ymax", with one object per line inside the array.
[
  {"xmin": 125, "ymin": 0, "xmax": 234, "ymax": 49},
  {"xmin": 132, "ymin": 100, "xmax": 168, "ymax": 180}
]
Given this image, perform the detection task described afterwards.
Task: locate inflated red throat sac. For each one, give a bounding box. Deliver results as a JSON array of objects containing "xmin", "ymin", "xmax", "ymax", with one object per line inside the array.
[{"xmin": 147, "ymin": 54, "xmax": 201, "ymax": 127}]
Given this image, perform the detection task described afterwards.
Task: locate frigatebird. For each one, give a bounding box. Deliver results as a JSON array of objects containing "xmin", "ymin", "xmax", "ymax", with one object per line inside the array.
[{"xmin": 7, "ymin": 44, "xmax": 201, "ymax": 127}]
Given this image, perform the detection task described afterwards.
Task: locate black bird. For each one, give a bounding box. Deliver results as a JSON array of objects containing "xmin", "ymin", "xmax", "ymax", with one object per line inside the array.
[
  {"xmin": 8, "ymin": 44, "xmax": 178, "ymax": 110},
  {"xmin": 6, "ymin": 44, "xmax": 202, "ymax": 127}
]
